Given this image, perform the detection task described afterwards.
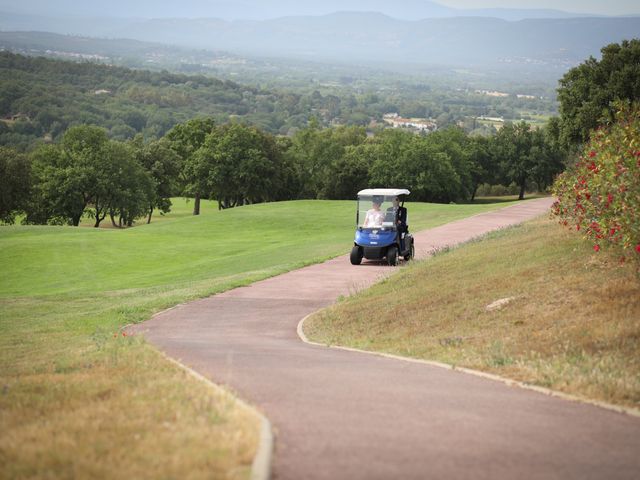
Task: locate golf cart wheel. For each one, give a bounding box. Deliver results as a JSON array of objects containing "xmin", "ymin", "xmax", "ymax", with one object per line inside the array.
[
  {"xmin": 387, "ymin": 246, "xmax": 398, "ymax": 266},
  {"xmin": 404, "ymin": 243, "xmax": 415, "ymax": 261},
  {"xmin": 350, "ymin": 246, "xmax": 363, "ymax": 265}
]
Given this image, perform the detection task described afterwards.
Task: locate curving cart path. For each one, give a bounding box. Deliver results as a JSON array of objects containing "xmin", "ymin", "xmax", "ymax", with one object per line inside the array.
[{"xmin": 130, "ymin": 198, "xmax": 640, "ymax": 480}]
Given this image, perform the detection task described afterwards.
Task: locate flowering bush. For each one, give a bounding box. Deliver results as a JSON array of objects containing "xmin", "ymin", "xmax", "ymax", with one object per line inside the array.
[{"xmin": 552, "ymin": 102, "xmax": 640, "ymax": 263}]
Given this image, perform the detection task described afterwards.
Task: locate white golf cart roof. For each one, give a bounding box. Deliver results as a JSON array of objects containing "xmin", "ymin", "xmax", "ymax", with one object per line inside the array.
[{"xmin": 357, "ymin": 188, "xmax": 410, "ymax": 197}]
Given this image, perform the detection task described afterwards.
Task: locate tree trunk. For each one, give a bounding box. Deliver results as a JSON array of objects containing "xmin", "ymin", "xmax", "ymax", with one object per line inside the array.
[
  {"xmin": 72, "ymin": 214, "xmax": 81, "ymax": 226},
  {"xmin": 147, "ymin": 205, "xmax": 154, "ymax": 224},
  {"xmin": 110, "ymin": 210, "xmax": 118, "ymax": 228},
  {"xmin": 193, "ymin": 193, "xmax": 201, "ymax": 215},
  {"xmin": 471, "ymin": 184, "xmax": 478, "ymax": 202},
  {"xmin": 518, "ymin": 180, "xmax": 526, "ymax": 200}
]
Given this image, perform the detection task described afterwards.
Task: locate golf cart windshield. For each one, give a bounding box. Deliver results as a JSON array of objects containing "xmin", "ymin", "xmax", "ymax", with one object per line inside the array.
[{"xmin": 357, "ymin": 195, "xmax": 399, "ymax": 229}]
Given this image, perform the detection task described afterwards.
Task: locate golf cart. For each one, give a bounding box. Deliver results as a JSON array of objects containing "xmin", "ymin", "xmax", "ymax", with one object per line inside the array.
[{"xmin": 350, "ymin": 188, "xmax": 415, "ymax": 266}]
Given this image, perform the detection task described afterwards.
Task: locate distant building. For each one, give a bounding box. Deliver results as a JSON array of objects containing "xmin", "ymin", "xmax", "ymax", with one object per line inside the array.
[
  {"xmin": 478, "ymin": 115, "xmax": 504, "ymax": 122},
  {"xmin": 383, "ymin": 113, "xmax": 437, "ymax": 133},
  {"xmin": 475, "ymin": 89, "xmax": 509, "ymax": 98}
]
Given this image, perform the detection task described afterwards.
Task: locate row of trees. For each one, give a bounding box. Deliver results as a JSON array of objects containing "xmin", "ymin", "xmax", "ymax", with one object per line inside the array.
[
  {"xmin": 1, "ymin": 116, "xmax": 566, "ymax": 226},
  {"xmin": 1, "ymin": 126, "xmax": 178, "ymax": 227}
]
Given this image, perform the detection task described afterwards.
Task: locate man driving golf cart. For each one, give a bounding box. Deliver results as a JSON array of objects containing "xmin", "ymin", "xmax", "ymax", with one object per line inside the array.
[{"xmin": 350, "ymin": 188, "xmax": 415, "ymax": 266}]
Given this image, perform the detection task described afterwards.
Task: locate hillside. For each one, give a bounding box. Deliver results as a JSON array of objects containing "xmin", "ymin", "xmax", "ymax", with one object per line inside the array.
[
  {"xmin": 0, "ymin": 51, "xmax": 311, "ymax": 146},
  {"xmin": 304, "ymin": 217, "xmax": 640, "ymax": 409},
  {"xmin": 2, "ymin": 11, "xmax": 638, "ymax": 68},
  {"xmin": 0, "ymin": 50, "xmax": 559, "ymax": 150}
]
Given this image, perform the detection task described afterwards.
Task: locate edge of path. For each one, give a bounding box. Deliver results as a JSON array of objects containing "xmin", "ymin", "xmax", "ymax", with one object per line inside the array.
[
  {"xmin": 296, "ymin": 211, "xmax": 640, "ymax": 420},
  {"xmin": 161, "ymin": 352, "xmax": 274, "ymax": 480}
]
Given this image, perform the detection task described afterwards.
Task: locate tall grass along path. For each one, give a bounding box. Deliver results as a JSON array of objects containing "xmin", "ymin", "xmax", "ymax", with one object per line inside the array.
[{"xmin": 130, "ymin": 198, "xmax": 640, "ymax": 480}]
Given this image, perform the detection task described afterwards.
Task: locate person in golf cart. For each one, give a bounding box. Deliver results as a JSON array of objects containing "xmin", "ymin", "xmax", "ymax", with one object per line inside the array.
[
  {"xmin": 387, "ymin": 196, "xmax": 408, "ymax": 250},
  {"xmin": 363, "ymin": 196, "xmax": 385, "ymax": 228}
]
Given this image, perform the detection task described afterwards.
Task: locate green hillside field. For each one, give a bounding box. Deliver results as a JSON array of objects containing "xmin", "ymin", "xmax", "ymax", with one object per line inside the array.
[{"xmin": 0, "ymin": 198, "xmax": 521, "ymax": 479}]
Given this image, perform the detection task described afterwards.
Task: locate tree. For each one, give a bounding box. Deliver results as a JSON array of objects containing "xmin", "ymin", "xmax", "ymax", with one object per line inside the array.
[
  {"xmin": 165, "ymin": 117, "xmax": 216, "ymax": 215},
  {"xmin": 288, "ymin": 124, "xmax": 367, "ymax": 198},
  {"xmin": 557, "ymin": 39, "xmax": 640, "ymax": 147},
  {"xmin": 27, "ymin": 125, "xmax": 110, "ymax": 226},
  {"xmin": 104, "ymin": 141, "xmax": 155, "ymax": 228},
  {"xmin": 367, "ymin": 129, "xmax": 461, "ymax": 203},
  {"xmin": 131, "ymin": 136, "xmax": 180, "ymax": 223},
  {"xmin": 491, "ymin": 121, "xmax": 564, "ymax": 200},
  {"xmin": 322, "ymin": 144, "xmax": 370, "ymax": 200},
  {"xmin": 466, "ymin": 136, "xmax": 497, "ymax": 201},
  {"xmin": 198, "ymin": 123, "xmax": 284, "ymax": 209},
  {"xmin": 0, "ymin": 147, "xmax": 31, "ymax": 224}
]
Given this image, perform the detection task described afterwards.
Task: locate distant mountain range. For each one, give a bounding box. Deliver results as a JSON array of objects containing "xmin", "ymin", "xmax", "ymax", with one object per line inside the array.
[
  {"xmin": 0, "ymin": 0, "xmax": 606, "ymax": 22},
  {"xmin": 0, "ymin": 10, "xmax": 638, "ymax": 69}
]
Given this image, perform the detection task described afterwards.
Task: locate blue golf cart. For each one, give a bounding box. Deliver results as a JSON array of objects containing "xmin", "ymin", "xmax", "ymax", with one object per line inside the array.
[{"xmin": 350, "ymin": 188, "xmax": 415, "ymax": 266}]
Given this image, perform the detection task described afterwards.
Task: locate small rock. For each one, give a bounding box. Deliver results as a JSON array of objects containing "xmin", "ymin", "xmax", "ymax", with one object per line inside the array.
[{"xmin": 485, "ymin": 297, "xmax": 516, "ymax": 312}]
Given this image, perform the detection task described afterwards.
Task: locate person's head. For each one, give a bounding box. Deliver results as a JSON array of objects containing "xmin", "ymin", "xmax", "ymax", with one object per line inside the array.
[
  {"xmin": 372, "ymin": 195, "xmax": 383, "ymax": 209},
  {"xmin": 392, "ymin": 197, "xmax": 400, "ymax": 208}
]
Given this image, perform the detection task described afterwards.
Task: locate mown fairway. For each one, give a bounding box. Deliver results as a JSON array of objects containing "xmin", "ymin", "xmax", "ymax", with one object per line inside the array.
[
  {"xmin": 305, "ymin": 217, "xmax": 640, "ymax": 410},
  {"xmin": 0, "ymin": 198, "xmax": 522, "ymax": 478}
]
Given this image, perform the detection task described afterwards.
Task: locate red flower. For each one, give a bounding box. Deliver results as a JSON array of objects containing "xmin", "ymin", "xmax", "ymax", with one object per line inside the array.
[
  {"xmin": 607, "ymin": 193, "xmax": 614, "ymax": 204},
  {"xmin": 589, "ymin": 150, "xmax": 597, "ymax": 157},
  {"xmin": 635, "ymin": 245, "xmax": 640, "ymax": 254},
  {"xmin": 122, "ymin": 332, "xmax": 127, "ymax": 337},
  {"xmin": 593, "ymin": 244, "xmax": 600, "ymax": 252}
]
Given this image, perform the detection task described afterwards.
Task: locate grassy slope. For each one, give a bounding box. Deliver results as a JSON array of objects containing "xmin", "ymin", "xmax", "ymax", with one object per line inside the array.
[
  {"xmin": 305, "ymin": 217, "xmax": 640, "ymax": 409},
  {"xmin": 0, "ymin": 198, "xmax": 520, "ymax": 479}
]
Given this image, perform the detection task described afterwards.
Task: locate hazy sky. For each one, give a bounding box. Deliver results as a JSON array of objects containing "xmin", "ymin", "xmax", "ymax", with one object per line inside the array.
[{"xmin": 437, "ymin": 0, "xmax": 640, "ymax": 15}]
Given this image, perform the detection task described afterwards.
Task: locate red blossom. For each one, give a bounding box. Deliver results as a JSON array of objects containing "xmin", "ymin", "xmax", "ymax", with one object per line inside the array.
[
  {"xmin": 593, "ymin": 244, "xmax": 600, "ymax": 252},
  {"xmin": 636, "ymin": 245, "xmax": 640, "ymax": 254},
  {"xmin": 589, "ymin": 150, "xmax": 597, "ymax": 157}
]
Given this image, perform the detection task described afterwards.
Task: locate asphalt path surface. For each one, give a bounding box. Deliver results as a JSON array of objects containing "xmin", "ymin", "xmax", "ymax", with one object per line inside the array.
[{"xmin": 131, "ymin": 198, "xmax": 640, "ymax": 479}]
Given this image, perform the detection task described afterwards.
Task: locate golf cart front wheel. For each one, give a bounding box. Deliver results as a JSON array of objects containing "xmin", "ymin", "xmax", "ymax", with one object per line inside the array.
[
  {"xmin": 387, "ymin": 246, "xmax": 398, "ymax": 266},
  {"xmin": 350, "ymin": 246, "xmax": 363, "ymax": 265}
]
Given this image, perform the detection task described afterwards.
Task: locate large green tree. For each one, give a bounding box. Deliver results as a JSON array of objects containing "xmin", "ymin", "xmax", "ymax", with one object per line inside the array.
[
  {"xmin": 131, "ymin": 136, "xmax": 180, "ymax": 223},
  {"xmin": 27, "ymin": 125, "xmax": 109, "ymax": 226},
  {"xmin": 198, "ymin": 123, "xmax": 288, "ymax": 209},
  {"xmin": 165, "ymin": 117, "xmax": 216, "ymax": 215},
  {"xmin": 557, "ymin": 39, "xmax": 640, "ymax": 147},
  {"xmin": 491, "ymin": 121, "xmax": 565, "ymax": 200}
]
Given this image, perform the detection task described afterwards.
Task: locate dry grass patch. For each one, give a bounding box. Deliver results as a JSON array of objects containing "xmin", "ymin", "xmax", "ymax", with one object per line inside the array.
[
  {"xmin": 0, "ymin": 338, "xmax": 259, "ymax": 480},
  {"xmin": 305, "ymin": 217, "xmax": 640, "ymax": 409}
]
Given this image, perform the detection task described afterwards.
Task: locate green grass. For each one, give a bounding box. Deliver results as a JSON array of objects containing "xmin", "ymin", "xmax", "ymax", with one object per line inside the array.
[
  {"xmin": 0, "ymin": 197, "xmax": 525, "ymax": 478},
  {"xmin": 304, "ymin": 217, "xmax": 640, "ymax": 410}
]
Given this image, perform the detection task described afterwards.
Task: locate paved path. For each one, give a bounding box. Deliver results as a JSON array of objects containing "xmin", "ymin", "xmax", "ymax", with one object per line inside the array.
[{"xmin": 131, "ymin": 198, "xmax": 640, "ymax": 480}]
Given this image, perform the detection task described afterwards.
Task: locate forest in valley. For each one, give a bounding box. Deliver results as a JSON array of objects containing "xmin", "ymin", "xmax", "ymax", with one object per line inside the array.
[{"xmin": 2, "ymin": 38, "xmax": 639, "ymax": 227}]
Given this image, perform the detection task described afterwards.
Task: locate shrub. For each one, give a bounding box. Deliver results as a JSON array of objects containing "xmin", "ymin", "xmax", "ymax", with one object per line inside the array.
[{"xmin": 552, "ymin": 102, "xmax": 640, "ymax": 263}]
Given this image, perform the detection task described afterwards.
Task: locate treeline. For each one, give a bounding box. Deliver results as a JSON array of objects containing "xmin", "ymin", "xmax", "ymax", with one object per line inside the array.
[{"xmin": 1, "ymin": 118, "xmax": 565, "ymax": 226}]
